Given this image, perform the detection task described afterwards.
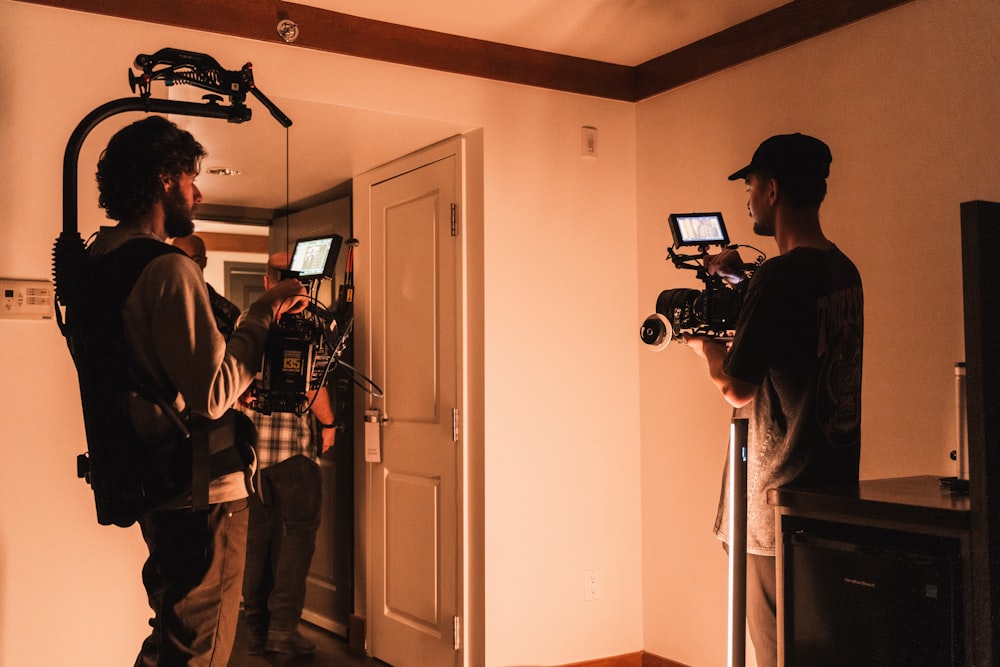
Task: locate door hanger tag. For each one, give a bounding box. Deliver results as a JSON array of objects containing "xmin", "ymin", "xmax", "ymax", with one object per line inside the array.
[{"xmin": 364, "ymin": 409, "xmax": 382, "ymax": 463}]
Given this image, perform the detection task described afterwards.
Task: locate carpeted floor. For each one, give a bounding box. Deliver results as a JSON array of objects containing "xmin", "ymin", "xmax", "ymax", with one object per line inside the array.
[{"xmin": 229, "ymin": 615, "xmax": 387, "ymax": 667}]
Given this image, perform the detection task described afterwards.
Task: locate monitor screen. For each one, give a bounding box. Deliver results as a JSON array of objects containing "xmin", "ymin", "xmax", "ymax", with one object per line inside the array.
[
  {"xmin": 289, "ymin": 234, "xmax": 343, "ymax": 279},
  {"xmin": 667, "ymin": 212, "xmax": 729, "ymax": 248}
]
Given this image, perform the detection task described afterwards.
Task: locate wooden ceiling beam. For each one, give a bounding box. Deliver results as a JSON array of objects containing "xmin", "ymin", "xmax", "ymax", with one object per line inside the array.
[
  {"xmin": 635, "ymin": 0, "xmax": 918, "ymax": 99},
  {"xmin": 15, "ymin": 0, "xmax": 916, "ymax": 101}
]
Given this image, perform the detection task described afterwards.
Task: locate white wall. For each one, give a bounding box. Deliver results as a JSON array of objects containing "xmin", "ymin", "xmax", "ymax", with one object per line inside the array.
[
  {"xmin": 637, "ymin": 0, "xmax": 1000, "ymax": 664},
  {"xmin": 0, "ymin": 2, "xmax": 641, "ymax": 666}
]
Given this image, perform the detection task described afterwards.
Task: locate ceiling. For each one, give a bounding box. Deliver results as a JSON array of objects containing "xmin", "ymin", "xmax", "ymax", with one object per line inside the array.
[
  {"xmin": 293, "ymin": 0, "xmax": 790, "ymax": 67},
  {"xmin": 37, "ymin": 0, "xmax": 910, "ymax": 215},
  {"xmin": 49, "ymin": 0, "xmax": 905, "ymax": 218},
  {"xmin": 182, "ymin": 0, "xmax": 793, "ymax": 215},
  {"xmin": 176, "ymin": 92, "xmax": 473, "ymax": 218}
]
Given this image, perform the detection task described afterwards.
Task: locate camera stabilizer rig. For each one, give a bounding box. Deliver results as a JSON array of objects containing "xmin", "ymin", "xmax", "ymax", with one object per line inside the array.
[
  {"xmin": 639, "ymin": 212, "xmax": 764, "ymax": 351},
  {"xmin": 51, "ymin": 49, "xmax": 301, "ymax": 525},
  {"xmin": 53, "ymin": 47, "xmax": 292, "ymax": 324}
]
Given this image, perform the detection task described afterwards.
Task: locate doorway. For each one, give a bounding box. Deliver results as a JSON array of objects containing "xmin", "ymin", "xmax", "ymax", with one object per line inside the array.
[
  {"xmin": 271, "ymin": 198, "xmax": 356, "ymax": 636},
  {"xmin": 223, "ymin": 261, "xmax": 266, "ymax": 311}
]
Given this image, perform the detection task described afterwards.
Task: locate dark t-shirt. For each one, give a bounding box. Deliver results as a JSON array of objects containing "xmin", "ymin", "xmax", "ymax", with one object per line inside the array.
[{"xmin": 714, "ymin": 244, "xmax": 864, "ymax": 555}]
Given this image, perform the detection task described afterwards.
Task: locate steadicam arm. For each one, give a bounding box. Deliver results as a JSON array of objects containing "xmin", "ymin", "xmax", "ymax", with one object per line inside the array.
[{"xmin": 129, "ymin": 48, "xmax": 292, "ymax": 128}]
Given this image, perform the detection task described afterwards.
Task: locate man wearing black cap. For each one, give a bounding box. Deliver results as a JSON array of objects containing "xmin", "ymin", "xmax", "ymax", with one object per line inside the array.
[{"xmin": 685, "ymin": 133, "xmax": 864, "ymax": 667}]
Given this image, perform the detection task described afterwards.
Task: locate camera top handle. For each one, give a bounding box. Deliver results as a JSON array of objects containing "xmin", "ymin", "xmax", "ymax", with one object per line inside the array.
[
  {"xmin": 666, "ymin": 244, "xmax": 764, "ymax": 286},
  {"xmin": 666, "ymin": 245, "xmax": 714, "ymax": 280}
]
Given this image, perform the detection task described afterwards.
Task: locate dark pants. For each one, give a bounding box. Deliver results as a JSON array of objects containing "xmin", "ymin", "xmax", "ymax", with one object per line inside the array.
[
  {"xmin": 134, "ymin": 498, "xmax": 249, "ymax": 667},
  {"xmin": 747, "ymin": 553, "xmax": 778, "ymax": 667},
  {"xmin": 243, "ymin": 455, "xmax": 322, "ymax": 638}
]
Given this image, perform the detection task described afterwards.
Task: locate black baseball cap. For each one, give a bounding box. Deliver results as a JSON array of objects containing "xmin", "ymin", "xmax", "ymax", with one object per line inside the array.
[{"xmin": 728, "ymin": 133, "xmax": 832, "ymax": 181}]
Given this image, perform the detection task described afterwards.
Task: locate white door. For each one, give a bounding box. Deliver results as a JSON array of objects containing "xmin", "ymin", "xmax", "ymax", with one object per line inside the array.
[{"xmin": 357, "ymin": 142, "xmax": 463, "ymax": 667}]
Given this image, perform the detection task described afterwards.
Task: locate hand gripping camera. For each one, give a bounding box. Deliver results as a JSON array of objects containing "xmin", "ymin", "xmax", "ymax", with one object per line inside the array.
[{"xmin": 639, "ymin": 212, "xmax": 763, "ymax": 351}]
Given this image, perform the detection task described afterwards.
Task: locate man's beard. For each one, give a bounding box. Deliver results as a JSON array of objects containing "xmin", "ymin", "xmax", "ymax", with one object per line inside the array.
[{"xmin": 163, "ymin": 184, "xmax": 195, "ymax": 239}]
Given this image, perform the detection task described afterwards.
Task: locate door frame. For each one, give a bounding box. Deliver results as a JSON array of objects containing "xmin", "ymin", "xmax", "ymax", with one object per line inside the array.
[{"xmin": 352, "ymin": 132, "xmax": 485, "ymax": 665}]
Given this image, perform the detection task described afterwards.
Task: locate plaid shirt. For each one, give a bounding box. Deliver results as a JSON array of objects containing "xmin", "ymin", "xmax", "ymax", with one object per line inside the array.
[{"xmin": 243, "ymin": 408, "xmax": 317, "ymax": 469}]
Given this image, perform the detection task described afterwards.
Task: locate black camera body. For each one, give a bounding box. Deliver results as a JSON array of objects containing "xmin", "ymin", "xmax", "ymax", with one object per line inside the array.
[
  {"xmin": 247, "ymin": 234, "xmax": 350, "ymax": 415},
  {"xmin": 254, "ymin": 311, "xmax": 323, "ymax": 414},
  {"xmin": 640, "ymin": 212, "xmax": 761, "ymax": 351}
]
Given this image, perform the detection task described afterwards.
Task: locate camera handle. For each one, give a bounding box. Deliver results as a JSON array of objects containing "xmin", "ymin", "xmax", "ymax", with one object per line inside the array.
[
  {"xmin": 666, "ymin": 244, "xmax": 763, "ymax": 285},
  {"xmin": 666, "ymin": 245, "xmax": 714, "ymax": 281}
]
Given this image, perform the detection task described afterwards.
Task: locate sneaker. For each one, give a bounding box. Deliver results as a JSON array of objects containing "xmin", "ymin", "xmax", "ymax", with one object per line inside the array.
[{"xmin": 265, "ymin": 630, "xmax": 316, "ymax": 655}]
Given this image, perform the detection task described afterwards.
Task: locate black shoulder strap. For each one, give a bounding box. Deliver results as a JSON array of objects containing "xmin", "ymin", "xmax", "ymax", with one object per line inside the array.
[
  {"xmin": 91, "ymin": 239, "xmax": 223, "ymax": 509},
  {"xmin": 65, "ymin": 238, "xmax": 190, "ymax": 526},
  {"xmin": 72, "ymin": 237, "xmax": 252, "ymax": 524},
  {"xmin": 91, "ymin": 237, "xmax": 184, "ymax": 306},
  {"xmin": 87, "ymin": 238, "xmax": 186, "ymax": 404}
]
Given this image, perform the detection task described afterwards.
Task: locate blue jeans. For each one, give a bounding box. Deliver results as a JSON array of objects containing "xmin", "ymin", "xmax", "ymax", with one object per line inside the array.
[
  {"xmin": 242, "ymin": 455, "xmax": 322, "ymax": 637},
  {"xmin": 134, "ymin": 498, "xmax": 249, "ymax": 667}
]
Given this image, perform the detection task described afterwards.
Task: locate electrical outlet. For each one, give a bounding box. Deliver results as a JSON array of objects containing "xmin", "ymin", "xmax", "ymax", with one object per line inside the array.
[{"xmin": 584, "ymin": 569, "xmax": 600, "ymax": 601}]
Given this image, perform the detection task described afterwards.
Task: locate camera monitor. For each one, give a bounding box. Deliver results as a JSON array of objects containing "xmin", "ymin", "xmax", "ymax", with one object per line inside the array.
[
  {"xmin": 289, "ymin": 234, "xmax": 344, "ymax": 279},
  {"xmin": 668, "ymin": 212, "xmax": 729, "ymax": 248}
]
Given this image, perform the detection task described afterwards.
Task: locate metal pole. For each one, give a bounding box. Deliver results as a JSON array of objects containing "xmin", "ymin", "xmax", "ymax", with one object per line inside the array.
[
  {"xmin": 728, "ymin": 418, "xmax": 748, "ymax": 667},
  {"xmin": 955, "ymin": 362, "xmax": 969, "ymax": 484}
]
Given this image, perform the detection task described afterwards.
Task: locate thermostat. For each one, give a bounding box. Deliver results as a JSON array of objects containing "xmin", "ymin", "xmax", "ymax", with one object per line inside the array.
[{"xmin": 1, "ymin": 279, "xmax": 55, "ymax": 320}]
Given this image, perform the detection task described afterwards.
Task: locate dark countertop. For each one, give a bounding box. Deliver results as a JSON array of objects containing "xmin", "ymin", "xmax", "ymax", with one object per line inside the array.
[{"xmin": 768, "ymin": 475, "xmax": 970, "ymax": 532}]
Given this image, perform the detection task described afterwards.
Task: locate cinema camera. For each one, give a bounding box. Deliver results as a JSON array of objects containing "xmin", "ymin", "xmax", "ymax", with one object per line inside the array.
[
  {"xmin": 247, "ymin": 234, "xmax": 354, "ymax": 415},
  {"xmin": 639, "ymin": 212, "xmax": 764, "ymax": 351}
]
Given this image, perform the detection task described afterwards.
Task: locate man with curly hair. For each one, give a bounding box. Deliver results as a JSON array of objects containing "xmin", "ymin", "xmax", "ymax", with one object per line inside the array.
[{"xmin": 88, "ymin": 115, "xmax": 308, "ymax": 666}]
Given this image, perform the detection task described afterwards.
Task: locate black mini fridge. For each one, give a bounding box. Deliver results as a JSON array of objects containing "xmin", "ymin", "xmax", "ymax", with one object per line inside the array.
[{"xmin": 782, "ymin": 520, "xmax": 963, "ymax": 666}]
